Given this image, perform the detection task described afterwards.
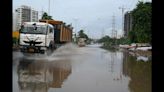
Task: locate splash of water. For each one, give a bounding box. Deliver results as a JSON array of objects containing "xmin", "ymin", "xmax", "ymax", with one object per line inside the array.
[{"xmin": 19, "ymin": 43, "xmax": 78, "ymax": 61}]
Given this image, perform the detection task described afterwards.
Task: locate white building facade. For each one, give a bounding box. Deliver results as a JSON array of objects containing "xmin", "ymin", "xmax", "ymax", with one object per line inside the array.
[
  {"xmin": 15, "ymin": 5, "xmax": 38, "ymax": 30},
  {"xmin": 12, "ymin": 12, "xmax": 17, "ymax": 31},
  {"xmin": 31, "ymin": 9, "xmax": 38, "ymax": 22}
]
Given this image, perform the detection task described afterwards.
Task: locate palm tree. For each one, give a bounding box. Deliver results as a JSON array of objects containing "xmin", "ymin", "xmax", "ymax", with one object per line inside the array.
[
  {"xmin": 41, "ymin": 12, "xmax": 53, "ymax": 20},
  {"xmin": 78, "ymin": 30, "xmax": 88, "ymax": 39}
]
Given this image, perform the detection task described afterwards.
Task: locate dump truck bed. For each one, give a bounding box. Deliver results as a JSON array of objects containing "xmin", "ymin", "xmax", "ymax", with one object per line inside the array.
[{"xmin": 39, "ymin": 19, "xmax": 73, "ymax": 43}]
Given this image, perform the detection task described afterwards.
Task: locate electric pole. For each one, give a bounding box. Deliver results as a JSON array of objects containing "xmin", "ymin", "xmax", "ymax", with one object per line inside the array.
[
  {"xmin": 101, "ymin": 28, "xmax": 105, "ymax": 38},
  {"xmin": 41, "ymin": 7, "xmax": 44, "ymax": 17},
  {"xmin": 112, "ymin": 15, "xmax": 115, "ymax": 38},
  {"xmin": 48, "ymin": 0, "xmax": 50, "ymax": 15},
  {"xmin": 119, "ymin": 6, "xmax": 126, "ymax": 37},
  {"xmin": 73, "ymin": 18, "xmax": 78, "ymax": 43},
  {"xmin": 112, "ymin": 15, "xmax": 117, "ymax": 45}
]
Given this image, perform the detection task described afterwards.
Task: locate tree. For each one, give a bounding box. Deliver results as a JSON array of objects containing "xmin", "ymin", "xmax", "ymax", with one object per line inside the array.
[
  {"xmin": 97, "ymin": 35, "xmax": 111, "ymax": 43},
  {"xmin": 130, "ymin": 1, "xmax": 151, "ymax": 44},
  {"xmin": 97, "ymin": 35, "xmax": 115, "ymax": 46},
  {"xmin": 41, "ymin": 12, "xmax": 53, "ymax": 20},
  {"xmin": 77, "ymin": 29, "xmax": 90, "ymax": 44},
  {"xmin": 77, "ymin": 30, "xmax": 88, "ymax": 40}
]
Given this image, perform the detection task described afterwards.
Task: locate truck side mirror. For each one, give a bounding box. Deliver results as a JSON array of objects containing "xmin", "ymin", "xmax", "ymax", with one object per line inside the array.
[
  {"xmin": 19, "ymin": 29, "xmax": 21, "ymax": 32},
  {"xmin": 21, "ymin": 25, "xmax": 24, "ymax": 29},
  {"xmin": 20, "ymin": 25, "xmax": 24, "ymax": 32}
]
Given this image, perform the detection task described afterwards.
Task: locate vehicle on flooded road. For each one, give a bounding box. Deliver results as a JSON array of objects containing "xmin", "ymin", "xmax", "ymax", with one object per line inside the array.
[
  {"xmin": 19, "ymin": 20, "xmax": 73, "ymax": 54},
  {"xmin": 19, "ymin": 22, "xmax": 55, "ymax": 54}
]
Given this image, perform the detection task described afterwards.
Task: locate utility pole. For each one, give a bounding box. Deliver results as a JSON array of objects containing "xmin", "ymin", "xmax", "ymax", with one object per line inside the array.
[
  {"xmin": 41, "ymin": 7, "xmax": 44, "ymax": 19},
  {"xmin": 119, "ymin": 6, "xmax": 126, "ymax": 37},
  {"xmin": 112, "ymin": 15, "xmax": 117, "ymax": 45},
  {"xmin": 48, "ymin": 0, "xmax": 50, "ymax": 15},
  {"xmin": 97, "ymin": 18, "xmax": 104, "ymax": 38},
  {"xmin": 41, "ymin": 7, "xmax": 44, "ymax": 16},
  {"xmin": 112, "ymin": 15, "xmax": 115, "ymax": 38},
  {"xmin": 101, "ymin": 28, "xmax": 105, "ymax": 38},
  {"xmin": 73, "ymin": 18, "xmax": 78, "ymax": 43}
]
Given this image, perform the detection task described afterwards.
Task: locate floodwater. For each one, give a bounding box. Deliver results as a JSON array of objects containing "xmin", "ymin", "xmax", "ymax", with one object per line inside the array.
[{"xmin": 12, "ymin": 43, "xmax": 151, "ymax": 92}]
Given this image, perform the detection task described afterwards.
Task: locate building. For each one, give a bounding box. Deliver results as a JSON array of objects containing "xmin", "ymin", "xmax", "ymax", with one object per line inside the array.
[
  {"xmin": 12, "ymin": 12, "xmax": 17, "ymax": 31},
  {"xmin": 15, "ymin": 5, "xmax": 38, "ymax": 30},
  {"xmin": 31, "ymin": 9, "xmax": 38, "ymax": 22},
  {"xmin": 15, "ymin": 5, "xmax": 31, "ymax": 30},
  {"xmin": 124, "ymin": 11, "xmax": 133, "ymax": 37}
]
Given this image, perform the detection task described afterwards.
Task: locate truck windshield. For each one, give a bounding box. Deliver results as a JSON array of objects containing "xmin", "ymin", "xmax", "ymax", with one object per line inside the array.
[{"xmin": 20, "ymin": 25, "xmax": 47, "ymax": 34}]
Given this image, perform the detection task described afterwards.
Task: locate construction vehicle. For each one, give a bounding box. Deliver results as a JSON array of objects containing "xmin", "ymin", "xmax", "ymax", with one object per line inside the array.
[
  {"xmin": 39, "ymin": 20, "xmax": 73, "ymax": 48},
  {"xmin": 19, "ymin": 19, "xmax": 73, "ymax": 54}
]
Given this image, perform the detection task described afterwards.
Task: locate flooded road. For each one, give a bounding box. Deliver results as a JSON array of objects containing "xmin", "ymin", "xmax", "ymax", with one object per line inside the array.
[{"xmin": 13, "ymin": 43, "xmax": 151, "ymax": 92}]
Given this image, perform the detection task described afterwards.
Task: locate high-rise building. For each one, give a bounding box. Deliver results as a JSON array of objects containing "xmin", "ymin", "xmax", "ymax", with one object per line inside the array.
[
  {"xmin": 31, "ymin": 9, "xmax": 38, "ymax": 22},
  {"xmin": 12, "ymin": 12, "xmax": 17, "ymax": 31},
  {"xmin": 15, "ymin": 5, "xmax": 38, "ymax": 30},
  {"xmin": 124, "ymin": 11, "xmax": 133, "ymax": 37}
]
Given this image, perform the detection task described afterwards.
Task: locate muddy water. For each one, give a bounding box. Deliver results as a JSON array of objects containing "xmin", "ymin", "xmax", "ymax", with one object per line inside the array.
[{"xmin": 13, "ymin": 43, "xmax": 151, "ymax": 92}]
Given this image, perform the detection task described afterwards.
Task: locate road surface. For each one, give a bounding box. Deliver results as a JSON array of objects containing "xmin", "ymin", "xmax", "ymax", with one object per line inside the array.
[{"xmin": 13, "ymin": 43, "xmax": 151, "ymax": 92}]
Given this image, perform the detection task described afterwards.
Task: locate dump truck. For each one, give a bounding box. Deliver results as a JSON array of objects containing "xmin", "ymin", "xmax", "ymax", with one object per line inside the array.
[
  {"xmin": 39, "ymin": 19, "xmax": 73, "ymax": 48},
  {"xmin": 19, "ymin": 19, "xmax": 73, "ymax": 54}
]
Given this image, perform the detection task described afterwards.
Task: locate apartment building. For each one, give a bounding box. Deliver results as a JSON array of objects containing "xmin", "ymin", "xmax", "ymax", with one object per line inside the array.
[
  {"xmin": 15, "ymin": 5, "xmax": 38, "ymax": 30},
  {"xmin": 124, "ymin": 11, "xmax": 133, "ymax": 37}
]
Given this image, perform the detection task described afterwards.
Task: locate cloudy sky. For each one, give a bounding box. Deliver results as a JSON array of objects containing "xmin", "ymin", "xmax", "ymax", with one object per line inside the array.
[{"xmin": 13, "ymin": 0, "xmax": 151, "ymax": 39}]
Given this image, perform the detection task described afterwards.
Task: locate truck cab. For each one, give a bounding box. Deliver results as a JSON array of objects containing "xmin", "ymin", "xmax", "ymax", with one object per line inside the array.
[{"xmin": 19, "ymin": 22, "xmax": 55, "ymax": 54}]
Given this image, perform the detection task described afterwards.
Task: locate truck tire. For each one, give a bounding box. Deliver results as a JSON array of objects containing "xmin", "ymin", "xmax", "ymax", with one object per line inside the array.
[
  {"xmin": 49, "ymin": 43, "xmax": 53, "ymax": 50},
  {"xmin": 45, "ymin": 43, "xmax": 54, "ymax": 55}
]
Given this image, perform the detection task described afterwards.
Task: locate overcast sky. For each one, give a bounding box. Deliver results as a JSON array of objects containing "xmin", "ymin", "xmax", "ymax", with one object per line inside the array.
[{"xmin": 13, "ymin": 0, "xmax": 151, "ymax": 39}]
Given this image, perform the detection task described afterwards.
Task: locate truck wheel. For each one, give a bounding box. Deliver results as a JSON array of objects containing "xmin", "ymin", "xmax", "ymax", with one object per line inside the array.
[
  {"xmin": 45, "ymin": 44, "xmax": 52, "ymax": 55},
  {"xmin": 40, "ymin": 50, "xmax": 45, "ymax": 54},
  {"xmin": 44, "ymin": 51, "xmax": 48, "ymax": 55},
  {"xmin": 50, "ymin": 44, "xmax": 53, "ymax": 50},
  {"xmin": 52, "ymin": 44, "xmax": 57, "ymax": 50},
  {"xmin": 54, "ymin": 45, "xmax": 57, "ymax": 50}
]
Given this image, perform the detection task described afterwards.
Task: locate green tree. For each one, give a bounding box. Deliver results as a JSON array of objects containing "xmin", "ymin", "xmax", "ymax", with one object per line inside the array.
[
  {"xmin": 97, "ymin": 35, "xmax": 112, "ymax": 43},
  {"xmin": 77, "ymin": 30, "xmax": 88, "ymax": 40},
  {"xmin": 130, "ymin": 1, "xmax": 151, "ymax": 44},
  {"xmin": 41, "ymin": 12, "xmax": 53, "ymax": 20},
  {"xmin": 97, "ymin": 35, "xmax": 114, "ymax": 46},
  {"xmin": 128, "ymin": 30, "xmax": 137, "ymax": 43},
  {"xmin": 117, "ymin": 37, "xmax": 131, "ymax": 45}
]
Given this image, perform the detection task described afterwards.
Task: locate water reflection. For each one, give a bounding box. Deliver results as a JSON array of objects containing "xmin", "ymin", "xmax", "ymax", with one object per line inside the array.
[
  {"xmin": 122, "ymin": 51, "xmax": 152, "ymax": 92},
  {"xmin": 110, "ymin": 52, "xmax": 123, "ymax": 81},
  {"xmin": 17, "ymin": 58, "xmax": 72, "ymax": 92}
]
